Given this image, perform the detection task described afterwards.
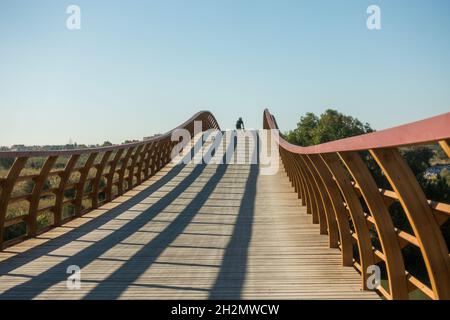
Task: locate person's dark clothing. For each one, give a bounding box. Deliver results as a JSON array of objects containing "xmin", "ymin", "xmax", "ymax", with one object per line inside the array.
[{"xmin": 236, "ymin": 118, "xmax": 244, "ymax": 130}]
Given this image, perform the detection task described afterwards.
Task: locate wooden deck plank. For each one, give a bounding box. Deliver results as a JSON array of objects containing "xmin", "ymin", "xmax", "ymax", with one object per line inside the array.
[{"xmin": 0, "ymin": 140, "xmax": 379, "ymax": 300}]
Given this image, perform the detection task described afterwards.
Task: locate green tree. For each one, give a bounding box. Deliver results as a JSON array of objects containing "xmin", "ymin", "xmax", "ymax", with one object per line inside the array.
[
  {"xmin": 285, "ymin": 109, "xmax": 373, "ymax": 146},
  {"xmin": 402, "ymin": 147, "xmax": 434, "ymax": 181},
  {"xmin": 285, "ymin": 112, "xmax": 318, "ymax": 146},
  {"xmin": 0, "ymin": 158, "xmax": 14, "ymax": 170}
]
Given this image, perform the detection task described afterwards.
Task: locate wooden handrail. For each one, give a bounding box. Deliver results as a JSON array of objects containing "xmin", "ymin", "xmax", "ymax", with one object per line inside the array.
[
  {"xmin": 0, "ymin": 111, "xmax": 219, "ymax": 250},
  {"xmin": 0, "ymin": 110, "xmax": 217, "ymax": 158},
  {"xmin": 264, "ymin": 109, "xmax": 450, "ymax": 300}
]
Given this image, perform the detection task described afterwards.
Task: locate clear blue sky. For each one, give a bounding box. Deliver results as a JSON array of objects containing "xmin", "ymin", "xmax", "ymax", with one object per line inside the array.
[{"xmin": 1, "ymin": 0, "xmax": 449, "ymax": 146}]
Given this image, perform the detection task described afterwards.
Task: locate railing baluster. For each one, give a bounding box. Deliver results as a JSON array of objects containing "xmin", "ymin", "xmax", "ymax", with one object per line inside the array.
[
  {"xmin": 127, "ymin": 145, "xmax": 144, "ymax": 190},
  {"xmin": 28, "ymin": 156, "xmax": 58, "ymax": 237},
  {"xmin": 339, "ymin": 151, "xmax": 408, "ymax": 300},
  {"xmin": 149, "ymin": 143, "xmax": 158, "ymax": 175},
  {"xmin": 154, "ymin": 143, "xmax": 164, "ymax": 172},
  {"xmin": 146, "ymin": 143, "xmax": 158, "ymax": 179},
  {"xmin": 91, "ymin": 151, "xmax": 112, "ymax": 209},
  {"xmin": 283, "ymin": 151, "xmax": 295, "ymax": 186},
  {"xmin": 292, "ymin": 153, "xmax": 313, "ymax": 214},
  {"xmin": 135, "ymin": 143, "xmax": 151, "ymax": 185},
  {"xmin": 439, "ymin": 140, "xmax": 450, "ymax": 158},
  {"xmin": 74, "ymin": 153, "xmax": 98, "ymax": 216},
  {"xmin": 370, "ymin": 148, "xmax": 450, "ymax": 300},
  {"xmin": 307, "ymin": 154, "xmax": 353, "ymax": 266},
  {"xmin": 105, "ymin": 149, "xmax": 124, "ymax": 202},
  {"xmin": 291, "ymin": 153, "xmax": 306, "ymax": 206},
  {"xmin": 296, "ymin": 155, "xmax": 320, "ymax": 225},
  {"xmin": 162, "ymin": 141, "xmax": 171, "ymax": 166},
  {"xmin": 300, "ymin": 154, "xmax": 339, "ymax": 245},
  {"xmin": 299, "ymin": 154, "xmax": 330, "ymax": 236},
  {"xmin": 117, "ymin": 148, "xmax": 135, "ymax": 195},
  {"xmin": 321, "ymin": 153, "xmax": 375, "ymax": 289},
  {"xmin": 54, "ymin": 154, "xmax": 80, "ymax": 226},
  {"xmin": 288, "ymin": 153, "xmax": 301, "ymax": 196},
  {"xmin": 0, "ymin": 157, "xmax": 28, "ymax": 248},
  {"xmin": 164, "ymin": 141, "xmax": 174, "ymax": 164}
]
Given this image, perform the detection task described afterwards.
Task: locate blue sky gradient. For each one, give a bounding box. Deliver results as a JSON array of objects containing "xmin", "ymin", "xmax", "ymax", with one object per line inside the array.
[{"xmin": 1, "ymin": 0, "xmax": 449, "ymax": 145}]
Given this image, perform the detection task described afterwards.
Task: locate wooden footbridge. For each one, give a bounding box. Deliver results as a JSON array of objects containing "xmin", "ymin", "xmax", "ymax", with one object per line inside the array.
[{"xmin": 0, "ymin": 110, "xmax": 449, "ymax": 300}]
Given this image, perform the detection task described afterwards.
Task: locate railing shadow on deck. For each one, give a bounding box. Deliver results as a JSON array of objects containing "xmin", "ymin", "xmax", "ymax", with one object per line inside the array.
[
  {"xmin": 0, "ymin": 132, "xmax": 261, "ymax": 300},
  {"xmin": 208, "ymin": 164, "xmax": 258, "ymax": 299},
  {"xmin": 81, "ymin": 134, "xmax": 239, "ymax": 299},
  {"xmin": 0, "ymin": 136, "xmax": 216, "ymax": 299},
  {"xmin": 209, "ymin": 139, "xmax": 259, "ymax": 299}
]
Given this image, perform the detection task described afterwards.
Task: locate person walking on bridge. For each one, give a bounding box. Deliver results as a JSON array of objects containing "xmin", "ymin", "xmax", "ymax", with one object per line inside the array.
[{"xmin": 236, "ymin": 117, "xmax": 245, "ymax": 130}]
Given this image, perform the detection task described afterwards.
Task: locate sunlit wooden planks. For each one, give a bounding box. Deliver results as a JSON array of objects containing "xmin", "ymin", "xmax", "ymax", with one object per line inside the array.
[{"xmin": 0, "ymin": 142, "xmax": 378, "ymax": 300}]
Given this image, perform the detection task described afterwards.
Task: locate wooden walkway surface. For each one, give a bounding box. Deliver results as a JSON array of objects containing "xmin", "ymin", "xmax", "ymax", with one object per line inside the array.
[{"xmin": 0, "ymin": 137, "xmax": 379, "ymax": 299}]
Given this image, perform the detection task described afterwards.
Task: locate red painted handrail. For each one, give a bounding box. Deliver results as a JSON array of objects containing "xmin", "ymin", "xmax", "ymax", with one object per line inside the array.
[{"xmin": 264, "ymin": 109, "xmax": 450, "ymax": 154}]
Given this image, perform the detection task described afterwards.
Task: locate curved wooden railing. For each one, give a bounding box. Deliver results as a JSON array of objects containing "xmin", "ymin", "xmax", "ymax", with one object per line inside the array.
[
  {"xmin": 0, "ymin": 111, "xmax": 219, "ymax": 250},
  {"xmin": 264, "ymin": 109, "xmax": 450, "ymax": 300}
]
